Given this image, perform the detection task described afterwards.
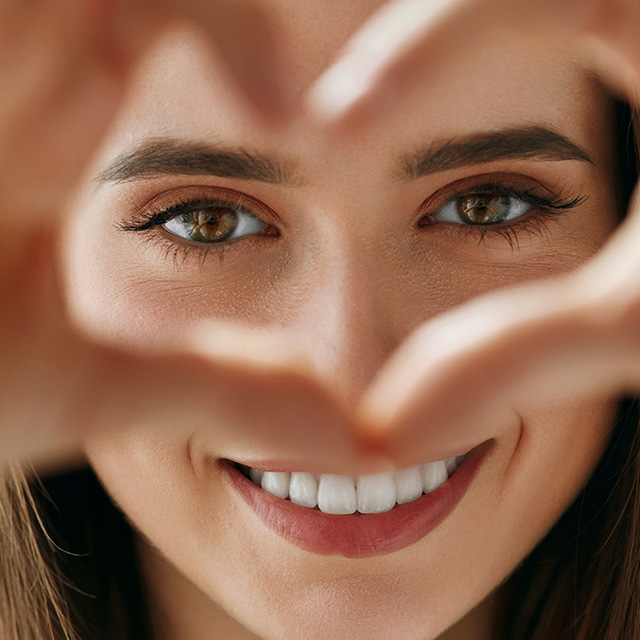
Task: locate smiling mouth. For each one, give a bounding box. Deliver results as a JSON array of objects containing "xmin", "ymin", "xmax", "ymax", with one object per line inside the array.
[
  {"xmin": 234, "ymin": 454, "xmax": 467, "ymax": 515},
  {"xmin": 223, "ymin": 442, "xmax": 491, "ymax": 558}
]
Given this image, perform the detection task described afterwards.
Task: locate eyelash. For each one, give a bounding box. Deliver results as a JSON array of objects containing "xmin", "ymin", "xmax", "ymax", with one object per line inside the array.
[
  {"xmin": 119, "ymin": 179, "xmax": 588, "ymax": 266},
  {"xmin": 419, "ymin": 181, "xmax": 587, "ymax": 248},
  {"xmin": 119, "ymin": 195, "xmax": 277, "ymax": 266}
]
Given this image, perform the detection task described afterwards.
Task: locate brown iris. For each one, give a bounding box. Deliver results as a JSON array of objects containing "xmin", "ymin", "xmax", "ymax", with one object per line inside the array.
[
  {"xmin": 186, "ymin": 207, "xmax": 238, "ymax": 242},
  {"xmin": 458, "ymin": 194, "xmax": 510, "ymax": 224}
]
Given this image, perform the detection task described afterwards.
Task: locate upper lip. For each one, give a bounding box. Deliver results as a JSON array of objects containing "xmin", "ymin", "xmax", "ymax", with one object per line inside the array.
[
  {"xmin": 225, "ymin": 441, "xmax": 484, "ymax": 475},
  {"xmin": 223, "ymin": 440, "xmax": 494, "ymax": 557}
]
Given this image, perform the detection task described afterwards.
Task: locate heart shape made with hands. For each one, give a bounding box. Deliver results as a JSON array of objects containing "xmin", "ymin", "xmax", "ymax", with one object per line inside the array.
[
  {"xmin": 131, "ymin": 0, "xmax": 640, "ymax": 473},
  {"xmin": 5, "ymin": 0, "xmax": 640, "ymax": 475}
]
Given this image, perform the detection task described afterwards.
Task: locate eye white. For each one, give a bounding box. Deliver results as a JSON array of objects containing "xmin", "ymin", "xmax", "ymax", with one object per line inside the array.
[
  {"xmin": 432, "ymin": 195, "xmax": 533, "ymax": 224},
  {"xmin": 162, "ymin": 208, "xmax": 264, "ymax": 242}
]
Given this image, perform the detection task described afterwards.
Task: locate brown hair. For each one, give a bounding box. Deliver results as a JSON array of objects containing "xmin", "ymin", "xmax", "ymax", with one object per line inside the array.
[
  {"xmin": 0, "ymin": 465, "xmax": 74, "ymax": 639},
  {"xmin": 0, "ymin": 463, "xmax": 154, "ymax": 640},
  {"xmin": 1, "ymin": 105, "xmax": 639, "ymax": 640},
  {"xmin": 500, "ymin": 103, "xmax": 640, "ymax": 640}
]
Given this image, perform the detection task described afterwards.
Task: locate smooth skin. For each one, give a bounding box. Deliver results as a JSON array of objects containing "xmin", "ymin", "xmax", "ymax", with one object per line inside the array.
[
  {"xmin": 64, "ymin": 3, "xmax": 619, "ymax": 640},
  {"xmin": 2, "ymin": 0, "xmax": 640, "ymax": 639},
  {"xmin": 311, "ymin": 0, "xmax": 640, "ymax": 458}
]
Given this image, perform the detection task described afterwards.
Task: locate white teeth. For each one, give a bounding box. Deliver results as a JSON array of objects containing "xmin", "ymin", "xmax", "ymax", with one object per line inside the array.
[
  {"xmin": 289, "ymin": 472, "xmax": 318, "ymax": 508},
  {"xmin": 394, "ymin": 466, "xmax": 424, "ymax": 504},
  {"xmin": 261, "ymin": 471, "xmax": 291, "ymax": 499},
  {"xmin": 356, "ymin": 472, "xmax": 397, "ymax": 514},
  {"xmin": 317, "ymin": 475, "xmax": 357, "ymax": 514},
  {"xmin": 242, "ymin": 453, "xmax": 467, "ymax": 514},
  {"xmin": 421, "ymin": 461, "xmax": 448, "ymax": 493}
]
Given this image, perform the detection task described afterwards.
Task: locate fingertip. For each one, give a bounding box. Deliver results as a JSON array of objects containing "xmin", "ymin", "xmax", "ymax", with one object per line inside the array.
[
  {"xmin": 306, "ymin": 62, "xmax": 370, "ymax": 122},
  {"xmin": 306, "ymin": 60, "xmax": 399, "ymax": 136},
  {"xmin": 197, "ymin": 0, "xmax": 298, "ymax": 126}
]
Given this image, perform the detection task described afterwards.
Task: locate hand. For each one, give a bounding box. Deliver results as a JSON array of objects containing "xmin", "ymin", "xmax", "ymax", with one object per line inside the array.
[
  {"xmin": 8, "ymin": 0, "xmax": 640, "ymax": 477},
  {"xmin": 307, "ymin": 0, "xmax": 640, "ymax": 127},
  {"xmin": 303, "ymin": 0, "xmax": 640, "ymax": 465},
  {"xmin": 0, "ymin": 0, "xmax": 298, "ymax": 470}
]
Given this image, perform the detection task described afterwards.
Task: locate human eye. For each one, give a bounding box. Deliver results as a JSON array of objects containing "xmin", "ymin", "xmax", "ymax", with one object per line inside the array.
[
  {"xmin": 430, "ymin": 192, "xmax": 533, "ymax": 225},
  {"xmin": 418, "ymin": 175, "xmax": 587, "ymax": 245},
  {"xmin": 119, "ymin": 188, "xmax": 280, "ymax": 264},
  {"xmin": 161, "ymin": 201, "xmax": 266, "ymax": 244}
]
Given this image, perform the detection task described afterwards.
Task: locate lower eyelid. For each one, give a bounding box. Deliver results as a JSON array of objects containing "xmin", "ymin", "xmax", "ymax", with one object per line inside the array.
[
  {"xmin": 420, "ymin": 208, "xmax": 565, "ymax": 246},
  {"xmin": 142, "ymin": 226, "xmax": 276, "ymax": 268}
]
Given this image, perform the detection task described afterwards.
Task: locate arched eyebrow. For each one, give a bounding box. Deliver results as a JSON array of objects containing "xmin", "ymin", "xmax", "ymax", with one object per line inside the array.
[
  {"xmin": 401, "ymin": 125, "xmax": 593, "ymax": 179},
  {"xmin": 96, "ymin": 138, "xmax": 297, "ymax": 185}
]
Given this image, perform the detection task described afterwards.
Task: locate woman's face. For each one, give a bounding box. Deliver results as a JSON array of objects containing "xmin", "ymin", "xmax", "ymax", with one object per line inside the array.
[{"xmin": 62, "ymin": 2, "xmax": 621, "ymax": 639}]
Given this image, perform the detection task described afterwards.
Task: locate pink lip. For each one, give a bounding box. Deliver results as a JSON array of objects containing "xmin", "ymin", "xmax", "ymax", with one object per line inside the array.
[{"xmin": 222, "ymin": 441, "xmax": 492, "ymax": 558}]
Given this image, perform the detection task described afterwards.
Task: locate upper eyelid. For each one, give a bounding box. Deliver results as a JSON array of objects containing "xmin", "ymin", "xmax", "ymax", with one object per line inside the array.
[
  {"xmin": 119, "ymin": 185, "xmax": 283, "ymax": 233},
  {"xmin": 117, "ymin": 173, "xmax": 584, "ymax": 236},
  {"xmin": 416, "ymin": 172, "xmax": 581, "ymax": 212}
]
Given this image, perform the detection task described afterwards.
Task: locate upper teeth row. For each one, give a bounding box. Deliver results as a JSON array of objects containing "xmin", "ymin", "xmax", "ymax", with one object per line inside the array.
[{"xmin": 242, "ymin": 456, "xmax": 465, "ymax": 515}]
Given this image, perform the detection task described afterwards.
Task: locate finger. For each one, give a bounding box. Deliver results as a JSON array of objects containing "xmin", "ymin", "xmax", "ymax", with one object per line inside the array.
[
  {"xmin": 358, "ymin": 276, "xmax": 640, "ymax": 468},
  {"xmin": 306, "ymin": 0, "xmax": 469, "ymax": 127},
  {"xmin": 95, "ymin": 327, "xmax": 384, "ymax": 476},
  {"xmin": 0, "ymin": 1, "xmax": 150, "ymax": 217},
  {"xmin": 305, "ymin": 0, "xmax": 627, "ymax": 130},
  {"xmin": 359, "ymin": 179, "xmax": 640, "ymax": 465},
  {"xmin": 586, "ymin": 0, "xmax": 640, "ymax": 70},
  {"xmin": 0, "ymin": 0, "xmax": 292, "ymax": 218},
  {"xmin": 1, "ymin": 231, "xmax": 378, "ymax": 474},
  {"xmin": 157, "ymin": 0, "xmax": 294, "ymax": 122},
  {"xmin": 80, "ymin": 0, "xmax": 294, "ymax": 120},
  {"xmin": 5, "ymin": 313, "xmax": 379, "ymax": 477}
]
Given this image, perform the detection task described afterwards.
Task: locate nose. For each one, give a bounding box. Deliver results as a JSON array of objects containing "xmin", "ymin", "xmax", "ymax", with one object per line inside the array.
[{"xmin": 280, "ymin": 231, "xmax": 405, "ymax": 404}]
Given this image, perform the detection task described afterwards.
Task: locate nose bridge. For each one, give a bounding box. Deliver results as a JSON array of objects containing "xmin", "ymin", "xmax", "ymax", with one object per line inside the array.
[{"xmin": 291, "ymin": 229, "xmax": 399, "ymax": 402}]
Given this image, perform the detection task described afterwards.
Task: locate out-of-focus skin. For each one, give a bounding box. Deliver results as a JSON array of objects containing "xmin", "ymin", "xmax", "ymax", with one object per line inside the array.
[
  {"xmin": 4, "ymin": 0, "xmax": 640, "ymax": 639},
  {"xmin": 61, "ymin": 2, "xmax": 623, "ymax": 639},
  {"xmin": 308, "ymin": 0, "xmax": 640, "ymax": 460},
  {"xmin": 0, "ymin": 0, "xmax": 295, "ymax": 470}
]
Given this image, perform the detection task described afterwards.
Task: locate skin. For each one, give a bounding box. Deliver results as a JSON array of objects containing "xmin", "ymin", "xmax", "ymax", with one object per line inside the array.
[{"xmin": 59, "ymin": 2, "xmax": 621, "ymax": 639}]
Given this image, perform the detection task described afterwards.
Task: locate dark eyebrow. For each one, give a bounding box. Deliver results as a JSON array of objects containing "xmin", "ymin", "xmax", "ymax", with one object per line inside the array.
[
  {"xmin": 401, "ymin": 126, "xmax": 593, "ymax": 179},
  {"xmin": 96, "ymin": 138, "xmax": 294, "ymax": 184}
]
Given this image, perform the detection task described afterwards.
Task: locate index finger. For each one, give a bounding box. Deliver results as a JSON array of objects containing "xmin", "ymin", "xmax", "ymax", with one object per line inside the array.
[
  {"xmin": 357, "ymin": 188, "xmax": 640, "ymax": 467},
  {"xmin": 156, "ymin": 0, "xmax": 293, "ymax": 121},
  {"xmin": 306, "ymin": 0, "xmax": 636, "ymax": 129}
]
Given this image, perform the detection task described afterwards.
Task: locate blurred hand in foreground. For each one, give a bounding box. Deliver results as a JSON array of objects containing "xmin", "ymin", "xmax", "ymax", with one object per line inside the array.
[
  {"xmin": 306, "ymin": 0, "xmax": 640, "ymax": 462},
  {"xmin": 5, "ymin": 0, "xmax": 640, "ymax": 473},
  {"xmin": 0, "ymin": 0, "xmax": 336, "ymax": 471}
]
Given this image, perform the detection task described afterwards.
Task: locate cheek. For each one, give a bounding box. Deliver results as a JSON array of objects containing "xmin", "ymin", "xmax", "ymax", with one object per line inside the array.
[
  {"xmin": 500, "ymin": 399, "xmax": 617, "ymax": 545},
  {"xmin": 61, "ymin": 204, "xmax": 294, "ymax": 347},
  {"xmin": 63, "ymin": 219, "xmax": 611, "ymax": 351},
  {"xmin": 389, "ymin": 211, "xmax": 618, "ymax": 327},
  {"xmin": 83, "ymin": 396, "xmax": 617, "ymax": 640}
]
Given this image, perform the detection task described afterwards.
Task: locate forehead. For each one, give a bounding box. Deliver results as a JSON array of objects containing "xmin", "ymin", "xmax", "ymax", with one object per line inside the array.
[{"xmin": 98, "ymin": 4, "xmax": 608, "ymax": 183}]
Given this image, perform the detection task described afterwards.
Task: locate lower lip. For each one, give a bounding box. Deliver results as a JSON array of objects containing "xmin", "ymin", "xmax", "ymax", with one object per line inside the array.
[{"xmin": 222, "ymin": 441, "xmax": 492, "ymax": 558}]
